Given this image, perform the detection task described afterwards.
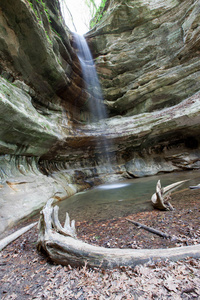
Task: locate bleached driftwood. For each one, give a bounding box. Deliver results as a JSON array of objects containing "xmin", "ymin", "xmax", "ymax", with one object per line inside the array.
[
  {"xmin": 151, "ymin": 180, "xmax": 188, "ymax": 210},
  {"xmin": 0, "ymin": 222, "xmax": 37, "ymax": 251},
  {"xmin": 37, "ymin": 198, "xmax": 200, "ymax": 269},
  {"xmin": 189, "ymin": 184, "xmax": 200, "ymax": 189}
]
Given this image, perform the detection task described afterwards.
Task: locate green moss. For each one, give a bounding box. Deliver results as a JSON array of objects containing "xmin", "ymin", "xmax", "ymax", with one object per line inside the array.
[
  {"xmin": 90, "ymin": 0, "xmax": 107, "ymax": 28},
  {"xmin": 39, "ymin": 0, "xmax": 52, "ymax": 24},
  {"xmin": 57, "ymin": 58, "xmax": 62, "ymax": 66},
  {"xmin": 45, "ymin": 30, "xmax": 53, "ymax": 45},
  {"xmin": 27, "ymin": 0, "xmax": 40, "ymax": 21},
  {"xmin": 27, "ymin": 0, "xmax": 53, "ymax": 45},
  {"xmin": 52, "ymin": 28, "xmax": 61, "ymax": 38},
  {"xmin": 27, "ymin": 0, "xmax": 51, "ymax": 24}
]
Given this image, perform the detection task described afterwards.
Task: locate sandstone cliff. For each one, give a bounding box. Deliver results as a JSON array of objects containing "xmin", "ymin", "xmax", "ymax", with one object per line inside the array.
[
  {"xmin": 87, "ymin": 0, "xmax": 200, "ymax": 176},
  {"xmin": 1, "ymin": 0, "xmax": 200, "ymax": 234}
]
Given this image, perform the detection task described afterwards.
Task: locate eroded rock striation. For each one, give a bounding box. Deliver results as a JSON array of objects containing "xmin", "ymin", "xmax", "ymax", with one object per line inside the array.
[
  {"xmin": 86, "ymin": 0, "xmax": 200, "ymax": 174},
  {"xmin": 88, "ymin": 0, "xmax": 200, "ymax": 116},
  {"xmin": 1, "ymin": 0, "xmax": 200, "ymax": 234},
  {"xmin": 0, "ymin": 0, "xmax": 91, "ymax": 234}
]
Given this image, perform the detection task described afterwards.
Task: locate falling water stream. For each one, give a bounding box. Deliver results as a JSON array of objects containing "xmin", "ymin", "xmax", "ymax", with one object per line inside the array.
[
  {"xmin": 74, "ymin": 33, "xmax": 107, "ymax": 122},
  {"xmin": 74, "ymin": 33, "xmax": 112, "ymax": 165},
  {"xmin": 58, "ymin": 35, "xmax": 200, "ymax": 224}
]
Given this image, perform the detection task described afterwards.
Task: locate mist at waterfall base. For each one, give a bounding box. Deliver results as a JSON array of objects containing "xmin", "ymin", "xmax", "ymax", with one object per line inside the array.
[
  {"xmin": 58, "ymin": 170, "xmax": 200, "ymax": 223},
  {"xmin": 73, "ymin": 33, "xmax": 113, "ymax": 165}
]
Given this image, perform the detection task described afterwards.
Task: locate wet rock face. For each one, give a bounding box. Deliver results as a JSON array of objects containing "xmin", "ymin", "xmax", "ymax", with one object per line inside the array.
[
  {"xmin": 87, "ymin": 0, "xmax": 200, "ymax": 117},
  {"xmin": 1, "ymin": 0, "xmax": 200, "ymax": 168},
  {"xmin": 1, "ymin": 0, "xmax": 200, "ymax": 233},
  {"xmin": 0, "ymin": 0, "xmax": 89, "ymax": 120},
  {"xmin": 0, "ymin": 0, "xmax": 92, "ymax": 234}
]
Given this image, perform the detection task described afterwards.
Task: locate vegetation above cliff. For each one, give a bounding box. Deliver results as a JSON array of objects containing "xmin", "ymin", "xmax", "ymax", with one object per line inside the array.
[
  {"xmin": 59, "ymin": 0, "xmax": 108, "ymax": 32},
  {"xmin": 89, "ymin": 0, "xmax": 108, "ymax": 28}
]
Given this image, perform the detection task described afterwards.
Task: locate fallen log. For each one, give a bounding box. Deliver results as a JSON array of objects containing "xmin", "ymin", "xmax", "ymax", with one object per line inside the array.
[
  {"xmin": 151, "ymin": 180, "xmax": 188, "ymax": 210},
  {"xmin": 0, "ymin": 222, "xmax": 37, "ymax": 251},
  {"xmin": 37, "ymin": 198, "xmax": 200, "ymax": 269},
  {"xmin": 189, "ymin": 184, "xmax": 200, "ymax": 189},
  {"xmin": 126, "ymin": 219, "xmax": 170, "ymax": 239}
]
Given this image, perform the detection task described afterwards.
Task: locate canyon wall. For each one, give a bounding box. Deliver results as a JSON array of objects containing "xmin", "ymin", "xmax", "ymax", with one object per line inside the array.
[
  {"xmin": 87, "ymin": 0, "xmax": 200, "ymax": 177},
  {"xmin": 1, "ymin": 0, "xmax": 200, "ymax": 234},
  {"xmin": 0, "ymin": 0, "xmax": 94, "ymax": 234}
]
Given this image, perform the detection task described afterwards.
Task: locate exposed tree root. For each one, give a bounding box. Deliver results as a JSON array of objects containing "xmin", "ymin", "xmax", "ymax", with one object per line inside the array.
[{"xmin": 151, "ymin": 180, "xmax": 188, "ymax": 210}]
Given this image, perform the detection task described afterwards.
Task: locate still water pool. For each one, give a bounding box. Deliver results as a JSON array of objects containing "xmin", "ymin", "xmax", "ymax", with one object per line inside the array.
[{"xmin": 58, "ymin": 170, "xmax": 200, "ymax": 223}]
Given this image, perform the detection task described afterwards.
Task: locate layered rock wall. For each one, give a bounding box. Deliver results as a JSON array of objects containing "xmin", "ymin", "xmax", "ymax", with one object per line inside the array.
[
  {"xmin": 88, "ymin": 0, "xmax": 200, "ymax": 116},
  {"xmin": 86, "ymin": 0, "xmax": 200, "ymax": 174},
  {"xmin": 0, "ymin": 0, "xmax": 93, "ymax": 234},
  {"xmin": 1, "ymin": 0, "xmax": 200, "ymax": 234}
]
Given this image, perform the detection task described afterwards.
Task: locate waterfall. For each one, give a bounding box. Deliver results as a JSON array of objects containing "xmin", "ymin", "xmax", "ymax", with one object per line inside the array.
[
  {"xmin": 73, "ymin": 33, "xmax": 112, "ymax": 166},
  {"xmin": 73, "ymin": 33, "xmax": 107, "ymax": 122}
]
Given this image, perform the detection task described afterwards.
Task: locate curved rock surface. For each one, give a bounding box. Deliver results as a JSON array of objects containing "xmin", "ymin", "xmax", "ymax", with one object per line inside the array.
[
  {"xmin": 87, "ymin": 0, "xmax": 200, "ymax": 116},
  {"xmin": 1, "ymin": 0, "xmax": 200, "ymax": 234}
]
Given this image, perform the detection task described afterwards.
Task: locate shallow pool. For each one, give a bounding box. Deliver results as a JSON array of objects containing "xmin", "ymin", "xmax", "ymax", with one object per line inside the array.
[{"xmin": 58, "ymin": 170, "xmax": 200, "ymax": 223}]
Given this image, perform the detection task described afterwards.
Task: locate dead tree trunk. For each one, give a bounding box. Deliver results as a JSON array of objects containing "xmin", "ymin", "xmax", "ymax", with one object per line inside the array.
[
  {"xmin": 37, "ymin": 198, "xmax": 200, "ymax": 269},
  {"xmin": 151, "ymin": 180, "xmax": 188, "ymax": 210}
]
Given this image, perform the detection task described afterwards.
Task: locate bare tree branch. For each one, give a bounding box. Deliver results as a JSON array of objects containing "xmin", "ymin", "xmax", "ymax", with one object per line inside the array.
[{"xmin": 60, "ymin": 0, "xmax": 77, "ymax": 32}]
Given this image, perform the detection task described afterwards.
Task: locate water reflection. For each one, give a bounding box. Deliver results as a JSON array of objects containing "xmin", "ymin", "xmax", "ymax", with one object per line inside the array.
[
  {"xmin": 58, "ymin": 170, "xmax": 200, "ymax": 223},
  {"xmin": 97, "ymin": 183, "xmax": 130, "ymax": 190}
]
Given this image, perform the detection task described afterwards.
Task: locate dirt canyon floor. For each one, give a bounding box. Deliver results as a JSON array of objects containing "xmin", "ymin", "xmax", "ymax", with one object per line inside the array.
[{"xmin": 0, "ymin": 188, "xmax": 200, "ymax": 299}]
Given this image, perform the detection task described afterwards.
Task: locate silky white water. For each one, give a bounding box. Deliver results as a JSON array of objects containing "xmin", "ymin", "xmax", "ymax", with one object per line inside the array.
[
  {"xmin": 74, "ymin": 33, "xmax": 107, "ymax": 122},
  {"xmin": 73, "ymin": 33, "xmax": 112, "ymax": 165}
]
